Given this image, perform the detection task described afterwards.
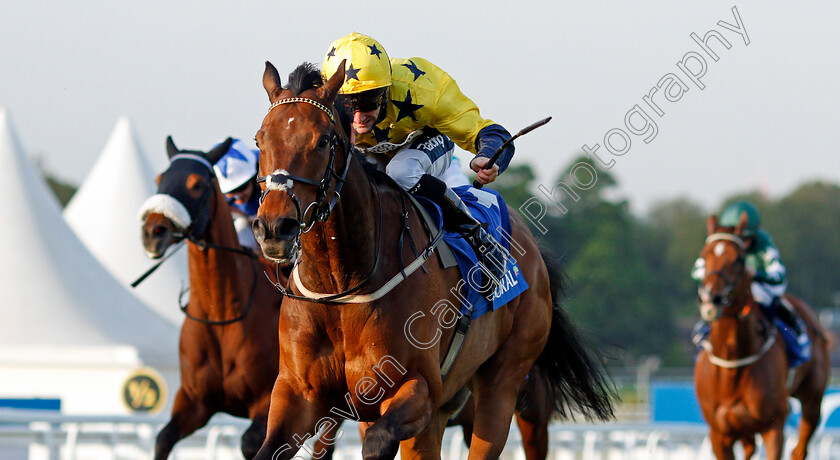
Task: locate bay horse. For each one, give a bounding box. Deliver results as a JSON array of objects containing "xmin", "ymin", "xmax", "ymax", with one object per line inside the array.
[
  {"xmin": 139, "ymin": 137, "xmax": 286, "ymax": 460},
  {"xmin": 250, "ymin": 61, "xmax": 615, "ymax": 460},
  {"xmin": 694, "ymin": 212, "xmax": 829, "ymax": 460}
]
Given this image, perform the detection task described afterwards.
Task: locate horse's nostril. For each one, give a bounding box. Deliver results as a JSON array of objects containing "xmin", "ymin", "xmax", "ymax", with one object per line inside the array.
[
  {"xmin": 272, "ymin": 218, "xmax": 301, "ymax": 240},
  {"xmin": 153, "ymin": 226, "xmax": 166, "ymax": 237},
  {"xmin": 252, "ymin": 218, "xmax": 267, "ymax": 240}
]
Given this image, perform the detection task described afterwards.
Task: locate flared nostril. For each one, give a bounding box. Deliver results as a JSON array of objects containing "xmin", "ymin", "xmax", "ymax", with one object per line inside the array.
[
  {"xmin": 152, "ymin": 226, "xmax": 166, "ymax": 237},
  {"xmin": 252, "ymin": 217, "xmax": 267, "ymax": 240},
  {"xmin": 272, "ymin": 218, "xmax": 301, "ymax": 240}
]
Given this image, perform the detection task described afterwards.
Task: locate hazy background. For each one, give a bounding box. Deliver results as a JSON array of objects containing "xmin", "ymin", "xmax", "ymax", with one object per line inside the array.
[{"xmin": 2, "ymin": 0, "xmax": 838, "ymax": 214}]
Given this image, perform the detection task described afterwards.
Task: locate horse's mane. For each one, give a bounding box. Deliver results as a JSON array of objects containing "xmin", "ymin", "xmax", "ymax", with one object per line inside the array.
[
  {"xmin": 283, "ymin": 63, "xmax": 397, "ymax": 191},
  {"xmin": 286, "ymin": 62, "xmax": 323, "ymax": 95}
]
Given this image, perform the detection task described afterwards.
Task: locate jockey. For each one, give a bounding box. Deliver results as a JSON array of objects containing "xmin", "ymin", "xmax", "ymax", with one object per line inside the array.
[
  {"xmin": 691, "ymin": 201, "xmax": 808, "ymax": 347},
  {"xmin": 212, "ymin": 138, "xmax": 260, "ymax": 251},
  {"xmin": 322, "ymin": 32, "xmax": 513, "ymax": 292}
]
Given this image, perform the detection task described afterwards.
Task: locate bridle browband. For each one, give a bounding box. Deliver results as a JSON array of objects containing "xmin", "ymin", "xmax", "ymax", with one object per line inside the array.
[{"xmin": 257, "ymin": 97, "xmax": 350, "ymax": 233}]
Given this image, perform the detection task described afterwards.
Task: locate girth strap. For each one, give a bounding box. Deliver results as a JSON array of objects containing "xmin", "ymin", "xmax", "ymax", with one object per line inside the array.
[{"xmin": 441, "ymin": 312, "xmax": 472, "ymax": 380}]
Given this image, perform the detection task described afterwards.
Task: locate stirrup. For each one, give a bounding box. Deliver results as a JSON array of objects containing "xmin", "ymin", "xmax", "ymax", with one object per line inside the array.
[{"xmin": 464, "ymin": 225, "xmax": 509, "ymax": 297}]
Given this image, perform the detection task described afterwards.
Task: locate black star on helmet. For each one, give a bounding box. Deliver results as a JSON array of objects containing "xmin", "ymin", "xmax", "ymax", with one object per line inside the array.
[
  {"xmin": 401, "ymin": 60, "xmax": 426, "ymax": 81},
  {"xmin": 392, "ymin": 90, "xmax": 423, "ymax": 122},
  {"xmin": 326, "ymin": 47, "xmax": 336, "ymax": 60},
  {"xmin": 373, "ymin": 125, "xmax": 391, "ymax": 142},
  {"xmin": 368, "ymin": 44, "xmax": 383, "ymax": 59},
  {"xmin": 345, "ymin": 64, "xmax": 361, "ymax": 82}
]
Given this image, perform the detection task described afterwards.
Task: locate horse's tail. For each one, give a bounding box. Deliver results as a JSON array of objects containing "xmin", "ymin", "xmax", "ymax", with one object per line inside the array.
[{"xmin": 531, "ymin": 249, "xmax": 618, "ymax": 422}]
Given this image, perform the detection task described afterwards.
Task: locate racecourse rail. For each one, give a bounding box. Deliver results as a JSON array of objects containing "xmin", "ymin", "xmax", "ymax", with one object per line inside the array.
[{"xmin": 3, "ymin": 410, "xmax": 840, "ymax": 459}]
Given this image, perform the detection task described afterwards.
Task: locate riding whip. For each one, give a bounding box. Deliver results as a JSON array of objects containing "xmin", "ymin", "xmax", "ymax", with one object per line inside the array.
[{"xmin": 473, "ymin": 116, "xmax": 552, "ymax": 189}]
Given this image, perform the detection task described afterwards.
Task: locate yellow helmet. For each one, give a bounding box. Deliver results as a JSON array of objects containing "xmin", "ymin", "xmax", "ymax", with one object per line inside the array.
[{"xmin": 323, "ymin": 32, "xmax": 392, "ymax": 95}]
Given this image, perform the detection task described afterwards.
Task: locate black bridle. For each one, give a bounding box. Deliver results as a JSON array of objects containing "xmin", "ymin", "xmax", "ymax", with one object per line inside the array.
[
  {"xmin": 257, "ymin": 98, "xmax": 351, "ymax": 234},
  {"xmin": 257, "ymin": 97, "xmax": 395, "ymax": 302}
]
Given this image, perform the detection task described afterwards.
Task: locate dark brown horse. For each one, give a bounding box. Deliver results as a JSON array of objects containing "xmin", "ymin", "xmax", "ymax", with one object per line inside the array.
[
  {"xmin": 694, "ymin": 212, "xmax": 829, "ymax": 460},
  {"xmin": 140, "ymin": 138, "xmax": 286, "ymax": 460},
  {"xmin": 249, "ymin": 61, "xmax": 615, "ymax": 460}
]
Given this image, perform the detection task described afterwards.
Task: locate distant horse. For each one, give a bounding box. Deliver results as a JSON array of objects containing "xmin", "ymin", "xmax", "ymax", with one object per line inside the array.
[
  {"xmin": 694, "ymin": 212, "xmax": 829, "ymax": 460},
  {"xmin": 139, "ymin": 137, "xmax": 286, "ymax": 460},
  {"xmin": 249, "ymin": 60, "xmax": 615, "ymax": 460}
]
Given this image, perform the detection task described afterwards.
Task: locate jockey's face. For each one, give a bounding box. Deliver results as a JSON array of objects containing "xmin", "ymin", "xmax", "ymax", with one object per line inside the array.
[
  {"xmin": 352, "ymin": 107, "xmax": 380, "ymax": 134},
  {"xmin": 345, "ymin": 88, "xmax": 386, "ymax": 135},
  {"xmin": 225, "ymin": 180, "xmax": 254, "ymax": 205}
]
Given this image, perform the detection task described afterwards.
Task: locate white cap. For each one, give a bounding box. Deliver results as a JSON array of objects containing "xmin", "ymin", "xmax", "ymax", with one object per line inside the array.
[{"xmin": 213, "ymin": 139, "xmax": 259, "ymax": 193}]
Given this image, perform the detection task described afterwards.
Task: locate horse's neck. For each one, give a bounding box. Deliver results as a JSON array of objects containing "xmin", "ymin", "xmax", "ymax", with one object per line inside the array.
[
  {"xmin": 188, "ymin": 189, "xmax": 252, "ymax": 313},
  {"xmin": 297, "ymin": 161, "xmax": 380, "ymax": 292}
]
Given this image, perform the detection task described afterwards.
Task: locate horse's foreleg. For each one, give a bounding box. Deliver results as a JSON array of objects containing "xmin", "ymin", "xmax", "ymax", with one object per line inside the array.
[
  {"xmin": 708, "ymin": 429, "xmax": 736, "ymax": 460},
  {"xmin": 362, "ymin": 372, "xmax": 432, "ymax": 460},
  {"xmin": 309, "ymin": 419, "xmax": 343, "ymax": 460},
  {"xmin": 760, "ymin": 422, "xmax": 786, "ymax": 460},
  {"xmin": 154, "ymin": 388, "xmax": 214, "ymax": 460},
  {"xmin": 740, "ymin": 436, "xmax": 756, "ymax": 459},
  {"xmin": 241, "ymin": 395, "xmax": 272, "ymax": 460},
  {"xmin": 397, "ymin": 410, "xmax": 449, "ymax": 460},
  {"xmin": 252, "ymin": 379, "xmax": 327, "ymax": 460}
]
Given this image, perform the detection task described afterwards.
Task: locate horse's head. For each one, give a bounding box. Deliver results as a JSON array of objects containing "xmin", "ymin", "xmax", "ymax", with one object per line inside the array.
[
  {"xmin": 139, "ymin": 136, "xmax": 232, "ymax": 258},
  {"xmin": 252, "ymin": 60, "xmax": 349, "ymax": 264},
  {"xmin": 697, "ymin": 211, "xmax": 752, "ymax": 321}
]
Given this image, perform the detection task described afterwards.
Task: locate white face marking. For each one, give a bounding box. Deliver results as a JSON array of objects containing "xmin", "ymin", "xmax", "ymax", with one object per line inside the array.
[
  {"xmin": 714, "ymin": 242, "xmax": 726, "ymax": 257},
  {"xmin": 287, "ymin": 117, "xmax": 295, "ymax": 128}
]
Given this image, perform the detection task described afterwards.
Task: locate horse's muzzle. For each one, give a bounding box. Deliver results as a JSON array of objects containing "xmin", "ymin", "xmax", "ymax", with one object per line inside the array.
[
  {"xmin": 252, "ymin": 216, "xmax": 300, "ymax": 263},
  {"xmin": 141, "ymin": 217, "xmax": 176, "ymax": 259}
]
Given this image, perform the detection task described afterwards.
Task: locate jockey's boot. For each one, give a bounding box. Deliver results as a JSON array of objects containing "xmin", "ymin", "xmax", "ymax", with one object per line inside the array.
[{"xmin": 410, "ymin": 175, "xmax": 509, "ymax": 296}]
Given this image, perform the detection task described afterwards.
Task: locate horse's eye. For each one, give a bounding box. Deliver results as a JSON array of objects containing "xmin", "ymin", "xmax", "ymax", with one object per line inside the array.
[{"xmin": 317, "ymin": 137, "xmax": 329, "ymax": 150}]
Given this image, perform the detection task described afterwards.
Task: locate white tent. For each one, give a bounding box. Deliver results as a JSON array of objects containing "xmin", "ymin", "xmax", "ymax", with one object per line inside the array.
[
  {"xmin": 0, "ymin": 109, "xmax": 180, "ymax": 413},
  {"xmin": 64, "ymin": 117, "xmax": 188, "ymax": 325}
]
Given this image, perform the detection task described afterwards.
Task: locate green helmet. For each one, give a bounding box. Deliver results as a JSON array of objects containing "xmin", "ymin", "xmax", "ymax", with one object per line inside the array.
[{"xmin": 719, "ymin": 201, "xmax": 760, "ymax": 236}]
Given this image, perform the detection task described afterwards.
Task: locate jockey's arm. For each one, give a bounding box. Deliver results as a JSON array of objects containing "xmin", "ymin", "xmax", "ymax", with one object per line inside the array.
[
  {"xmin": 429, "ymin": 71, "xmax": 514, "ymax": 184},
  {"xmin": 752, "ymin": 246, "xmax": 787, "ymax": 286}
]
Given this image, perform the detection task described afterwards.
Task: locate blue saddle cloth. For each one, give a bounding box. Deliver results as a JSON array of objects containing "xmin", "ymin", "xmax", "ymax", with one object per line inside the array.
[
  {"xmin": 414, "ymin": 185, "xmax": 529, "ymax": 320},
  {"xmin": 692, "ymin": 318, "xmax": 811, "ymax": 367},
  {"xmin": 775, "ymin": 318, "xmax": 812, "ymax": 367}
]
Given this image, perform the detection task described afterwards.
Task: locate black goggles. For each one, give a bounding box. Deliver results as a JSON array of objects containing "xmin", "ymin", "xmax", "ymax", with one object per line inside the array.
[{"xmin": 343, "ymin": 88, "xmax": 387, "ymax": 112}]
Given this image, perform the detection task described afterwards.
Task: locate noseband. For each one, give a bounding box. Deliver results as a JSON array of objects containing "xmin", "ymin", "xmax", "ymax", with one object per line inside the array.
[{"xmin": 257, "ymin": 97, "xmax": 351, "ymax": 233}]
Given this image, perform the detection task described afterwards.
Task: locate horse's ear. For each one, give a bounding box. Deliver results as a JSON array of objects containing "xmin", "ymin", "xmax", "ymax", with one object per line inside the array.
[
  {"xmin": 206, "ymin": 137, "xmax": 233, "ymax": 165},
  {"xmin": 706, "ymin": 215, "xmax": 718, "ymax": 236},
  {"xmin": 318, "ymin": 59, "xmax": 346, "ymax": 102},
  {"xmin": 263, "ymin": 61, "xmax": 283, "ymax": 103},
  {"xmin": 734, "ymin": 211, "xmax": 749, "ymax": 237},
  {"xmin": 166, "ymin": 136, "xmax": 179, "ymax": 159}
]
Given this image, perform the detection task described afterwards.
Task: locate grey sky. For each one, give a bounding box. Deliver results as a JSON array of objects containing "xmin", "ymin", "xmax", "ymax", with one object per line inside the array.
[{"xmin": 2, "ymin": 1, "xmax": 838, "ymax": 214}]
